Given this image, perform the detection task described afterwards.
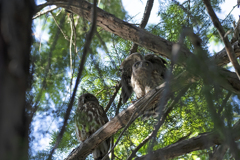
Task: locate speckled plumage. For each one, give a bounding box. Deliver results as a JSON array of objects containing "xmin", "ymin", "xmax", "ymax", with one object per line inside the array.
[
  {"xmin": 75, "ymin": 93, "xmax": 110, "ymax": 160},
  {"xmin": 121, "ymin": 52, "xmax": 166, "ymax": 102}
]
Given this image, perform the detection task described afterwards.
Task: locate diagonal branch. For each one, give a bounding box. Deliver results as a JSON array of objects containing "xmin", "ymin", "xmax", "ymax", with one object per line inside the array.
[
  {"xmin": 130, "ymin": 0, "xmax": 154, "ymax": 53},
  {"xmin": 135, "ymin": 119, "xmax": 240, "ymax": 160},
  {"xmin": 42, "ymin": 0, "xmax": 240, "ymax": 65},
  {"xmin": 33, "ymin": 6, "xmax": 58, "ymax": 19},
  {"xmin": 104, "ymin": 82, "xmax": 121, "ymax": 112},
  {"xmin": 203, "ymin": 0, "xmax": 240, "ymax": 80},
  {"xmin": 65, "ymin": 72, "xmax": 194, "ymax": 159}
]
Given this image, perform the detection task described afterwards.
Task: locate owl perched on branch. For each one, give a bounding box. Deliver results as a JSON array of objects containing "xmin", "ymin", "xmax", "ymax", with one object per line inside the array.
[
  {"xmin": 75, "ymin": 93, "xmax": 110, "ymax": 160},
  {"xmin": 120, "ymin": 52, "xmax": 167, "ymax": 117}
]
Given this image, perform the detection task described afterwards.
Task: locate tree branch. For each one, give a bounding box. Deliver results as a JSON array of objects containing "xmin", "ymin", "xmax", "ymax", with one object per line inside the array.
[
  {"xmin": 42, "ymin": 0, "xmax": 240, "ymax": 65},
  {"xmin": 105, "ymin": 82, "xmax": 121, "ymax": 112},
  {"xmin": 209, "ymin": 144, "xmax": 228, "ymax": 160},
  {"xmin": 65, "ymin": 72, "xmax": 193, "ymax": 159},
  {"xmin": 130, "ymin": 0, "xmax": 154, "ymax": 53},
  {"xmin": 41, "ymin": 0, "xmax": 240, "ymax": 95},
  {"xmin": 33, "ymin": 6, "xmax": 58, "ymax": 19},
  {"xmin": 203, "ymin": 0, "xmax": 240, "ymax": 80},
  {"xmin": 135, "ymin": 119, "xmax": 240, "ymax": 160}
]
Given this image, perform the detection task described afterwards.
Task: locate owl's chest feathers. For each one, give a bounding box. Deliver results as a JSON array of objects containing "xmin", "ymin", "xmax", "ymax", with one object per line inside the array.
[
  {"xmin": 131, "ymin": 70, "xmax": 155, "ymax": 98},
  {"xmin": 76, "ymin": 102, "xmax": 105, "ymax": 140}
]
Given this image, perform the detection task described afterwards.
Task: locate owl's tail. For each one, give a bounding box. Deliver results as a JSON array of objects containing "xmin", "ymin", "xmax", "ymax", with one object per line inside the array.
[
  {"xmin": 93, "ymin": 138, "xmax": 110, "ymax": 160},
  {"xmin": 142, "ymin": 103, "xmax": 160, "ymax": 120}
]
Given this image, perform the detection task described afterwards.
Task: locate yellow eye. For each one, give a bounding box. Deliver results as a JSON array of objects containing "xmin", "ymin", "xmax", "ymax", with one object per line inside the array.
[{"xmin": 146, "ymin": 63, "xmax": 148, "ymax": 66}]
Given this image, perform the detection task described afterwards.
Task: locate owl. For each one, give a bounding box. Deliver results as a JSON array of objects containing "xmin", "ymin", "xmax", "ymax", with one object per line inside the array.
[
  {"xmin": 121, "ymin": 52, "xmax": 167, "ymax": 102},
  {"xmin": 120, "ymin": 53, "xmax": 167, "ymax": 117},
  {"xmin": 75, "ymin": 93, "xmax": 110, "ymax": 160}
]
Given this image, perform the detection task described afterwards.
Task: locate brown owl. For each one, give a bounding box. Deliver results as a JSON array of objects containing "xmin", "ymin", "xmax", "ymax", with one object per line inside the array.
[
  {"xmin": 75, "ymin": 93, "xmax": 110, "ymax": 160},
  {"xmin": 120, "ymin": 53, "xmax": 167, "ymax": 117}
]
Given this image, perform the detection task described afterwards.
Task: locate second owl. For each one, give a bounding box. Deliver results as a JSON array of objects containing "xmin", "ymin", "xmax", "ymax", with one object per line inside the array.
[{"xmin": 121, "ymin": 52, "xmax": 167, "ymax": 103}]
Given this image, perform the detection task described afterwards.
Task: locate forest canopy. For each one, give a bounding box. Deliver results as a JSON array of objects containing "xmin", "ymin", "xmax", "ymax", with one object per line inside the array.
[{"xmin": 1, "ymin": 0, "xmax": 240, "ymax": 160}]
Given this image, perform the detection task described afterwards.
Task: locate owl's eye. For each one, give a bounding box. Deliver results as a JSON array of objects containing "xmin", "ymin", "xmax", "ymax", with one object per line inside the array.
[
  {"xmin": 134, "ymin": 63, "xmax": 139, "ymax": 67},
  {"xmin": 145, "ymin": 62, "xmax": 149, "ymax": 66}
]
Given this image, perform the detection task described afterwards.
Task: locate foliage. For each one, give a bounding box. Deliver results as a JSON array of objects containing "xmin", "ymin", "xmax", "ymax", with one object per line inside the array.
[{"xmin": 30, "ymin": 0, "xmax": 240, "ymax": 159}]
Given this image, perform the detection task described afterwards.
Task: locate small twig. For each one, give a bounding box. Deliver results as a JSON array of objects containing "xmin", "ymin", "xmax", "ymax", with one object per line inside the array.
[
  {"xmin": 33, "ymin": 6, "xmax": 58, "ymax": 19},
  {"xmin": 172, "ymin": 0, "xmax": 198, "ymax": 25},
  {"xmin": 50, "ymin": 11, "xmax": 71, "ymax": 42},
  {"xmin": 231, "ymin": 19, "xmax": 240, "ymax": 44},
  {"xmin": 69, "ymin": 13, "xmax": 74, "ymax": 93},
  {"xmin": 105, "ymin": 82, "xmax": 121, "ymax": 112},
  {"xmin": 30, "ymin": 11, "xmax": 66, "ymax": 120},
  {"xmin": 209, "ymin": 144, "xmax": 228, "ymax": 160},
  {"xmin": 203, "ymin": 0, "xmax": 240, "ymax": 80},
  {"xmin": 47, "ymin": 0, "xmax": 98, "ymax": 159},
  {"xmin": 69, "ymin": 13, "xmax": 78, "ymax": 93},
  {"xmin": 218, "ymin": 92, "xmax": 232, "ymax": 115},
  {"xmin": 115, "ymin": 96, "xmax": 122, "ymax": 115},
  {"xmin": 130, "ymin": 0, "xmax": 154, "ymax": 54},
  {"xmin": 95, "ymin": 31, "xmax": 117, "ymax": 69}
]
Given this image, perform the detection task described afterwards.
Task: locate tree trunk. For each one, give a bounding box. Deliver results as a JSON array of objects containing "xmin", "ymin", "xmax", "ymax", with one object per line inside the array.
[{"xmin": 0, "ymin": 0, "xmax": 35, "ymax": 159}]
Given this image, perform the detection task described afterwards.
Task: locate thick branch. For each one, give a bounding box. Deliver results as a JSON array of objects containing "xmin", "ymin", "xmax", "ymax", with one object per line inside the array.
[
  {"xmin": 43, "ymin": 0, "xmax": 240, "ymax": 65},
  {"xmin": 65, "ymin": 73, "xmax": 193, "ymax": 159},
  {"xmin": 46, "ymin": 0, "xmax": 188, "ymax": 59},
  {"xmin": 203, "ymin": 0, "xmax": 240, "ymax": 80},
  {"xmin": 135, "ymin": 119, "xmax": 240, "ymax": 160}
]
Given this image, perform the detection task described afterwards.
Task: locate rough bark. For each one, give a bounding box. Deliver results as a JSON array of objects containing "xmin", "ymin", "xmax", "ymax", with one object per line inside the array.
[
  {"xmin": 135, "ymin": 119, "xmax": 240, "ymax": 160},
  {"xmin": 45, "ymin": 0, "xmax": 240, "ymax": 64},
  {"xmin": 65, "ymin": 73, "xmax": 192, "ymax": 160},
  {"xmin": 0, "ymin": 0, "xmax": 35, "ymax": 160}
]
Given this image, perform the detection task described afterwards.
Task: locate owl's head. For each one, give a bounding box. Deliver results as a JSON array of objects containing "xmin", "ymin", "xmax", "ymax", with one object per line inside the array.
[
  {"xmin": 132, "ymin": 60, "xmax": 153, "ymax": 72},
  {"xmin": 78, "ymin": 93, "xmax": 99, "ymax": 106},
  {"xmin": 120, "ymin": 52, "xmax": 143, "ymax": 72}
]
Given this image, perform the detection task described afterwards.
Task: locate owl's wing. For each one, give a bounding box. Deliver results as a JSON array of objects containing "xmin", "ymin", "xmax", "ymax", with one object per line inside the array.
[
  {"xmin": 144, "ymin": 54, "xmax": 167, "ymax": 79},
  {"xmin": 100, "ymin": 105, "xmax": 109, "ymax": 124},
  {"xmin": 120, "ymin": 52, "xmax": 143, "ymax": 103}
]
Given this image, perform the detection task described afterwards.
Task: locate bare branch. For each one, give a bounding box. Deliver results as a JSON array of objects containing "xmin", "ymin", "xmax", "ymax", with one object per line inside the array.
[
  {"xmin": 50, "ymin": 11, "xmax": 70, "ymax": 41},
  {"xmin": 69, "ymin": 13, "xmax": 74, "ymax": 93},
  {"xmin": 33, "ymin": 6, "xmax": 58, "ymax": 19},
  {"xmin": 210, "ymin": 144, "xmax": 228, "ymax": 160},
  {"xmin": 203, "ymin": 0, "xmax": 240, "ymax": 80},
  {"xmin": 135, "ymin": 120, "xmax": 240, "ymax": 160},
  {"xmin": 130, "ymin": 0, "xmax": 154, "ymax": 53},
  {"xmin": 115, "ymin": 96, "xmax": 122, "ymax": 115},
  {"xmin": 231, "ymin": 19, "xmax": 240, "ymax": 44},
  {"xmin": 105, "ymin": 82, "xmax": 121, "ymax": 112}
]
